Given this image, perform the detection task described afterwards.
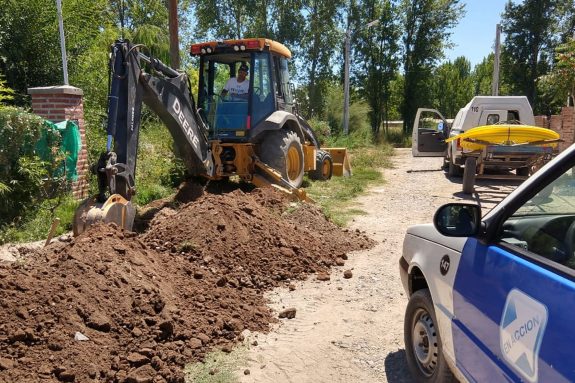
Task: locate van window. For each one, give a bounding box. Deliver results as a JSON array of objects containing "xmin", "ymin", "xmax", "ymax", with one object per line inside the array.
[
  {"xmin": 486, "ymin": 114, "xmax": 500, "ymax": 125},
  {"xmin": 507, "ymin": 111, "xmax": 520, "ymax": 123}
]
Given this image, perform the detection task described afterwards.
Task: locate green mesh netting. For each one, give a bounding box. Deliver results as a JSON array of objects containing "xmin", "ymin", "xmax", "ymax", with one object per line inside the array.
[{"xmin": 35, "ymin": 120, "xmax": 82, "ymax": 181}]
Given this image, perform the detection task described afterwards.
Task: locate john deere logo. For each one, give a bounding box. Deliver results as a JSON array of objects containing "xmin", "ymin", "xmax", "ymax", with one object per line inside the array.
[{"xmin": 500, "ymin": 289, "xmax": 548, "ymax": 383}]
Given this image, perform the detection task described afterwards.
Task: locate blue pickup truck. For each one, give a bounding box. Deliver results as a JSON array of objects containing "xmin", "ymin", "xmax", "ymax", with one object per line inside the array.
[{"xmin": 400, "ymin": 143, "xmax": 575, "ymax": 382}]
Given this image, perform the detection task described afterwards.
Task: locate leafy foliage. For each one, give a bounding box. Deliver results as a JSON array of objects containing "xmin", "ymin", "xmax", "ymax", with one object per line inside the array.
[
  {"xmin": 352, "ymin": 0, "xmax": 400, "ymax": 135},
  {"xmin": 500, "ymin": 0, "xmax": 558, "ymax": 114},
  {"xmin": 134, "ymin": 122, "xmax": 187, "ymax": 206},
  {"xmin": 0, "ymin": 108, "xmax": 48, "ymax": 224},
  {"xmin": 0, "ymin": 73, "xmax": 14, "ymax": 106},
  {"xmin": 538, "ymin": 38, "xmax": 575, "ymax": 113},
  {"xmin": 400, "ymin": 0, "xmax": 464, "ymax": 134},
  {"xmin": 431, "ymin": 56, "xmax": 473, "ymax": 118}
]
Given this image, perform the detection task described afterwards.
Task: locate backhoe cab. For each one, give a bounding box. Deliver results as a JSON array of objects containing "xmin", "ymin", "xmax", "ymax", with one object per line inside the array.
[
  {"xmin": 73, "ymin": 38, "xmax": 350, "ymax": 235},
  {"xmin": 191, "ymin": 38, "xmax": 349, "ymax": 187},
  {"xmin": 192, "ymin": 39, "xmax": 295, "ymax": 141}
]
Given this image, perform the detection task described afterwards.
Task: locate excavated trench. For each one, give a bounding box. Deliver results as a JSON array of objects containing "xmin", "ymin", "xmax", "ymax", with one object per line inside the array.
[{"xmin": 0, "ymin": 184, "xmax": 374, "ymax": 383}]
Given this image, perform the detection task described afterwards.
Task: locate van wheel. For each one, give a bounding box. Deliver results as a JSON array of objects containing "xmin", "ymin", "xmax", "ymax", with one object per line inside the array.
[
  {"xmin": 259, "ymin": 130, "xmax": 304, "ymax": 188},
  {"xmin": 404, "ymin": 289, "xmax": 454, "ymax": 383},
  {"xmin": 309, "ymin": 150, "xmax": 333, "ymax": 181},
  {"xmin": 462, "ymin": 157, "xmax": 476, "ymax": 194}
]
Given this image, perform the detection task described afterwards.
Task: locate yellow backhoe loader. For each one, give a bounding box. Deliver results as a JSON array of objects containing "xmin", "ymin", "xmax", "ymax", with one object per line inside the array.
[{"xmin": 73, "ymin": 38, "xmax": 351, "ymax": 235}]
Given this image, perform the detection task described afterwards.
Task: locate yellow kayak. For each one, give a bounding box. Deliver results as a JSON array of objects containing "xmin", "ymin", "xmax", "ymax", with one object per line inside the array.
[{"xmin": 445, "ymin": 124, "xmax": 560, "ymax": 151}]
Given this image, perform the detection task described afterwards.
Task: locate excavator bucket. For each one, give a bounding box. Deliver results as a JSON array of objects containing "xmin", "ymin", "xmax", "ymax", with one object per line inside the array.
[
  {"xmin": 323, "ymin": 148, "xmax": 352, "ymax": 177},
  {"xmin": 73, "ymin": 194, "xmax": 136, "ymax": 236}
]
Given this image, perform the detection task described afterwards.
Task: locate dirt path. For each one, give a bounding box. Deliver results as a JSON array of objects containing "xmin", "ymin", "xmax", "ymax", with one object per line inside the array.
[{"xmin": 237, "ymin": 148, "xmax": 519, "ymax": 383}]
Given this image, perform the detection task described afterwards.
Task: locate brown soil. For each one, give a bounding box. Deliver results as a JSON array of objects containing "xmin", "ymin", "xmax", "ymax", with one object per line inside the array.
[{"xmin": 0, "ymin": 186, "xmax": 374, "ymax": 383}]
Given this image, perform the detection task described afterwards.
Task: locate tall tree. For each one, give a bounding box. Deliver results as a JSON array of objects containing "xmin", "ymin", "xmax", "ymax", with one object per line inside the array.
[
  {"xmin": 471, "ymin": 54, "xmax": 494, "ymax": 96},
  {"xmin": 500, "ymin": 0, "xmax": 558, "ymax": 114},
  {"xmin": 0, "ymin": 0, "xmax": 66, "ymax": 103},
  {"xmin": 538, "ymin": 38, "xmax": 575, "ymax": 113},
  {"xmin": 352, "ymin": 0, "xmax": 400, "ymax": 135},
  {"xmin": 431, "ymin": 56, "xmax": 473, "ymax": 118},
  {"xmin": 400, "ymin": 0, "xmax": 464, "ymax": 134},
  {"xmin": 557, "ymin": 1, "xmax": 575, "ymax": 43},
  {"xmin": 193, "ymin": 0, "xmax": 255, "ymax": 39},
  {"xmin": 300, "ymin": 0, "xmax": 343, "ymax": 119}
]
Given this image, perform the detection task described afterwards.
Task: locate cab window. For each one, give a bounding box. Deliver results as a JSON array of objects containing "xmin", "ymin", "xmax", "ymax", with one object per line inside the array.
[
  {"xmin": 486, "ymin": 114, "xmax": 500, "ymax": 125},
  {"xmin": 251, "ymin": 52, "xmax": 274, "ymax": 127},
  {"xmin": 197, "ymin": 54, "xmax": 250, "ymax": 133},
  {"xmin": 507, "ymin": 110, "xmax": 520, "ymax": 122},
  {"xmin": 273, "ymin": 56, "xmax": 293, "ymax": 109},
  {"xmin": 498, "ymin": 166, "xmax": 575, "ymax": 270}
]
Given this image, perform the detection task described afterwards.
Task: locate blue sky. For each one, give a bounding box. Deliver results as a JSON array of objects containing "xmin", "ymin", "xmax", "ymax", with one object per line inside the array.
[{"xmin": 444, "ymin": 0, "xmax": 513, "ymax": 67}]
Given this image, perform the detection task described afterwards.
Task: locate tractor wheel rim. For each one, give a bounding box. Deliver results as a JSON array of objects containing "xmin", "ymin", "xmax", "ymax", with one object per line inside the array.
[
  {"xmin": 287, "ymin": 146, "xmax": 301, "ymax": 181},
  {"xmin": 322, "ymin": 159, "xmax": 330, "ymax": 177},
  {"xmin": 412, "ymin": 309, "xmax": 439, "ymax": 376}
]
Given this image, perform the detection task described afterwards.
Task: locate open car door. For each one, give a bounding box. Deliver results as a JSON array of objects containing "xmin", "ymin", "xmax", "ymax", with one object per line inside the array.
[{"xmin": 412, "ymin": 108, "xmax": 449, "ymax": 157}]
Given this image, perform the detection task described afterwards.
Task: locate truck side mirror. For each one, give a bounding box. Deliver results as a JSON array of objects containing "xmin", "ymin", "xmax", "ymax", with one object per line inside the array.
[{"xmin": 433, "ymin": 203, "xmax": 481, "ymax": 237}]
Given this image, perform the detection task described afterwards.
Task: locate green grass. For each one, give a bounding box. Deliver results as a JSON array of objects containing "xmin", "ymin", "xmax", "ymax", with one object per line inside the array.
[
  {"xmin": 306, "ymin": 143, "xmax": 394, "ymax": 226},
  {"xmin": 383, "ymin": 125, "xmax": 412, "ymax": 148},
  {"xmin": 184, "ymin": 346, "xmax": 249, "ymax": 383},
  {"xmin": 134, "ymin": 122, "xmax": 187, "ymax": 206},
  {"xmin": 0, "ymin": 195, "xmax": 79, "ymax": 244}
]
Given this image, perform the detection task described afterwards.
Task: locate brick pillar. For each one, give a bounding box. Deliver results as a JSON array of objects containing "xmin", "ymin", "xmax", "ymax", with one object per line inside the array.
[
  {"xmin": 560, "ymin": 107, "xmax": 575, "ymax": 152},
  {"xmin": 27, "ymin": 86, "xmax": 89, "ymax": 199}
]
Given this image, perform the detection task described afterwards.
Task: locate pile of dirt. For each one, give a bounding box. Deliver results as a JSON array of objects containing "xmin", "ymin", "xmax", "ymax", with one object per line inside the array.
[{"xmin": 0, "ymin": 187, "xmax": 374, "ymax": 383}]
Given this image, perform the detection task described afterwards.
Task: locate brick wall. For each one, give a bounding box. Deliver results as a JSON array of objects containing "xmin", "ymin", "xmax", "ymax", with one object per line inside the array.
[
  {"xmin": 27, "ymin": 86, "xmax": 89, "ymax": 199},
  {"xmin": 534, "ymin": 107, "xmax": 575, "ymax": 153}
]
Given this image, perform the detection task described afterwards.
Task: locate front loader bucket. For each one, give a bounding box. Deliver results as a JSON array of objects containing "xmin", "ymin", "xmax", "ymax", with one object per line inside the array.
[
  {"xmin": 73, "ymin": 194, "xmax": 136, "ymax": 236},
  {"xmin": 323, "ymin": 148, "xmax": 352, "ymax": 177}
]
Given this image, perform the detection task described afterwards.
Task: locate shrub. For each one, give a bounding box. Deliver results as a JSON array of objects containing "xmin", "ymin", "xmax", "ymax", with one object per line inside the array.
[
  {"xmin": 0, "ymin": 107, "xmax": 47, "ymax": 224},
  {"xmin": 308, "ymin": 118, "xmax": 331, "ymax": 145},
  {"xmin": 133, "ymin": 121, "xmax": 187, "ymax": 205}
]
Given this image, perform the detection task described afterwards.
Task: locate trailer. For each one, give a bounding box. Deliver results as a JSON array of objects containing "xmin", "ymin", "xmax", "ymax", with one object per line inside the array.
[
  {"xmin": 412, "ymin": 96, "xmax": 560, "ymax": 194},
  {"xmin": 460, "ymin": 143, "xmax": 555, "ymax": 194}
]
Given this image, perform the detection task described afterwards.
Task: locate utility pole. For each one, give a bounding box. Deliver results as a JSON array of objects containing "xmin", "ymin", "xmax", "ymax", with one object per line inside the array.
[
  {"xmin": 168, "ymin": 0, "xmax": 180, "ymax": 69},
  {"xmin": 491, "ymin": 24, "xmax": 501, "ymax": 96},
  {"xmin": 56, "ymin": 0, "xmax": 69, "ymax": 85}
]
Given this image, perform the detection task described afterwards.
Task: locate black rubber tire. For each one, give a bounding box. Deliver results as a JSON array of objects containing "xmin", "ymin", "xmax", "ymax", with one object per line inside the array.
[
  {"xmin": 441, "ymin": 156, "xmax": 449, "ymax": 171},
  {"xmin": 448, "ymin": 160, "xmax": 462, "ymax": 178},
  {"xmin": 259, "ymin": 130, "xmax": 305, "ymax": 188},
  {"xmin": 447, "ymin": 151, "xmax": 462, "ymax": 177},
  {"xmin": 462, "ymin": 156, "xmax": 477, "ymax": 194},
  {"xmin": 309, "ymin": 150, "xmax": 333, "ymax": 181},
  {"xmin": 516, "ymin": 167, "xmax": 530, "ymax": 177},
  {"xmin": 404, "ymin": 289, "xmax": 455, "ymax": 383}
]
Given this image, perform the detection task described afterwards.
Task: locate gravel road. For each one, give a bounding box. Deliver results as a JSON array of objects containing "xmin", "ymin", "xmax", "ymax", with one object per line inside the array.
[{"xmin": 237, "ymin": 148, "xmax": 520, "ymax": 383}]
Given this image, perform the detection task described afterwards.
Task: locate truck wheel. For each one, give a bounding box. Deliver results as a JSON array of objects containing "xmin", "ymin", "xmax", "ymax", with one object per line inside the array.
[
  {"xmin": 260, "ymin": 130, "xmax": 305, "ymax": 188},
  {"xmin": 462, "ymin": 157, "xmax": 476, "ymax": 194},
  {"xmin": 404, "ymin": 289, "xmax": 454, "ymax": 383},
  {"xmin": 448, "ymin": 160, "xmax": 462, "ymax": 178},
  {"xmin": 516, "ymin": 167, "xmax": 530, "ymax": 177},
  {"xmin": 309, "ymin": 150, "xmax": 333, "ymax": 181}
]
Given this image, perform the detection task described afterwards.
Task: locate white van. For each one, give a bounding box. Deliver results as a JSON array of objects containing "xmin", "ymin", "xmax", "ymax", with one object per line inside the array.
[{"xmin": 411, "ymin": 96, "xmax": 554, "ymax": 193}]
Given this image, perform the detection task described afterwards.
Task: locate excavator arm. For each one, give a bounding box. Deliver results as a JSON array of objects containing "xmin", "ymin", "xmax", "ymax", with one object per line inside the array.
[{"xmin": 74, "ymin": 40, "xmax": 215, "ymax": 235}]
